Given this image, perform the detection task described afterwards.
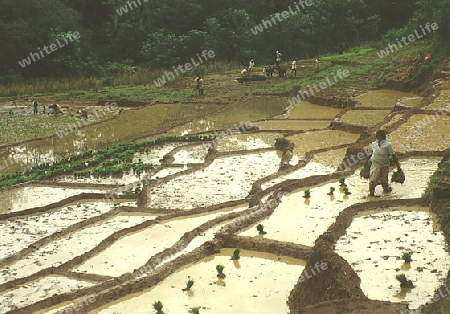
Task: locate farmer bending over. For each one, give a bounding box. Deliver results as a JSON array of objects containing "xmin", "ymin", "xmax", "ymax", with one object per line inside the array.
[
  {"xmin": 364, "ymin": 130, "xmax": 401, "ymax": 196},
  {"xmin": 49, "ymin": 103, "xmax": 63, "ymax": 115}
]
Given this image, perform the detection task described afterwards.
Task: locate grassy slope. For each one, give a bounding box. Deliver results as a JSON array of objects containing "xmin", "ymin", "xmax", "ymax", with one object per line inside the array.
[{"xmin": 0, "ymin": 41, "xmax": 434, "ymax": 145}]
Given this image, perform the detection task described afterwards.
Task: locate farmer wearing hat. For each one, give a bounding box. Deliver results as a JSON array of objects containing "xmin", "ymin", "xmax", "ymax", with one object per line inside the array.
[{"xmin": 364, "ymin": 130, "xmax": 402, "ymax": 196}]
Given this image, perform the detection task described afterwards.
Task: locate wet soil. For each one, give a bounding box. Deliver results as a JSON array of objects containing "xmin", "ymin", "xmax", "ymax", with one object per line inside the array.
[{"xmin": 1, "ymin": 59, "xmax": 450, "ymax": 314}]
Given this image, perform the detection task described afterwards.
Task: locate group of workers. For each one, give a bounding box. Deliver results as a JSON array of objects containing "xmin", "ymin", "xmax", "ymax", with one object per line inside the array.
[
  {"xmin": 241, "ymin": 51, "xmax": 299, "ymax": 78},
  {"xmin": 30, "ymin": 100, "xmax": 87, "ymax": 118}
]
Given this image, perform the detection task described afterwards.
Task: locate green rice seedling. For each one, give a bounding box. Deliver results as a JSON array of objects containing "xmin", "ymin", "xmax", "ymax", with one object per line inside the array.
[
  {"xmin": 231, "ymin": 248, "xmax": 241, "ymax": 260},
  {"xmin": 303, "ymin": 189, "xmax": 311, "ymax": 198},
  {"xmin": 152, "ymin": 300, "xmax": 163, "ymax": 313},
  {"xmin": 182, "ymin": 278, "xmax": 194, "ymax": 291},
  {"xmin": 401, "ymin": 251, "xmax": 413, "ymax": 263},
  {"xmin": 216, "ymin": 264, "xmax": 226, "ymax": 278},
  {"xmin": 327, "ymin": 186, "xmax": 335, "ymax": 195},
  {"xmin": 339, "ymin": 176, "xmax": 347, "ymax": 186},
  {"xmin": 256, "ymin": 224, "xmax": 266, "ymax": 234},
  {"xmin": 191, "ymin": 307, "xmax": 200, "ymax": 314}
]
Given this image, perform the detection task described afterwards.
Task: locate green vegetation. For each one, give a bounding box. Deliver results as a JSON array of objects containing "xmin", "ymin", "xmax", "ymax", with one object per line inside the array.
[
  {"xmin": 424, "ymin": 151, "xmax": 450, "ymax": 200},
  {"xmin": 401, "ymin": 251, "xmax": 413, "ymax": 263},
  {"xmin": 216, "ymin": 264, "xmax": 225, "ymax": 278},
  {"xmin": 183, "ymin": 278, "xmax": 195, "ymax": 291},
  {"xmin": 2, "ymin": 0, "xmax": 448, "ymax": 98},
  {"xmin": 395, "ymin": 273, "xmax": 407, "ymax": 284},
  {"xmin": 231, "ymin": 248, "xmax": 241, "ymax": 260},
  {"xmin": 256, "ymin": 224, "xmax": 266, "ymax": 235},
  {"xmin": 191, "ymin": 308, "xmax": 200, "ymax": 314},
  {"xmin": 343, "ymin": 187, "xmax": 352, "ymax": 195},
  {"xmin": 327, "ymin": 186, "xmax": 336, "ymax": 195},
  {"xmin": 303, "ymin": 189, "xmax": 311, "ymax": 198},
  {"xmin": 320, "ymin": 48, "xmax": 374, "ymax": 61},
  {"xmin": 339, "ymin": 176, "xmax": 347, "ymax": 186},
  {"xmin": 0, "ymin": 134, "xmax": 215, "ymax": 188},
  {"xmin": 391, "ymin": 169, "xmax": 405, "ymax": 184},
  {"xmin": 152, "ymin": 300, "xmax": 163, "ymax": 313}
]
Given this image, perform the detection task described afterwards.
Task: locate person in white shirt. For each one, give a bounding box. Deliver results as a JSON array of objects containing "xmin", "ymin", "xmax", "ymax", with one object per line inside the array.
[
  {"xmin": 291, "ymin": 58, "xmax": 297, "ymax": 77},
  {"xmin": 364, "ymin": 130, "xmax": 401, "ymax": 196},
  {"xmin": 248, "ymin": 59, "xmax": 255, "ymax": 73}
]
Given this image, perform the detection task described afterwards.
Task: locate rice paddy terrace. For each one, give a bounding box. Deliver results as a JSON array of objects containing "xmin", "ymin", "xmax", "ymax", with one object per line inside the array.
[{"xmin": 1, "ymin": 57, "xmax": 450, "ymax": 314}]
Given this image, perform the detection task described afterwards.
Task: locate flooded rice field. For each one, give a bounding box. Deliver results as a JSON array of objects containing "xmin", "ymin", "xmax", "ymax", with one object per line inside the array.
[
  {"xmin": 93, "ymin": 249, "xmax": 305, "ymax": 314},
  {"xmin": 1, "ymin": 85, "xmax": 450, "ymax": 313},
  {"xmin": 336, "ymin": 206, "xmax": 449, "ymax": 309}
]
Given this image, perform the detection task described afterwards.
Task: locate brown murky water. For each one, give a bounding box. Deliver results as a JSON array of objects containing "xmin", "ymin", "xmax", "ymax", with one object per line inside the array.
[
  {"xmin": 339, "ymin": 109, "xmax": 391, "ymax": 126},
  {"xmin": 93, "ymin": 249, "xmax": 305, "ymax": 314},
  {"xmin": 286, "ymin": 130, "xmax": 360, "ymax": 160},
  {"xmin": 1, "ymin": 86, "xmax": 449, "ymax": 313},
  {"xmin": 335, "ymin": 206, "xmax": 450, "ymax": 309},
  {"xmin": 355, "ymin": 90, "xmax": 413, "ymax": 108}
]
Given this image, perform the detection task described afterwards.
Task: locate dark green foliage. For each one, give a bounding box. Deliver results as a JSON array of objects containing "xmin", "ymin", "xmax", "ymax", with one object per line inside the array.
[
  {"xmin": 2, "ymin": 0, "xmax": 446, "ymax": 83},
  {"xmin": 216, "ymin": 264, "xmax": 225, "ymax": 274},
  {"xmin": 401, "ymin": 251, "xmax": 413, "ymax": 263},
  {"xmin": 396, "ymin": 273, "xmax": 407, "ymax": 283},
  {"xmin": 0, "ymin": 135, "xmax": 212, "ymax": 188},
  {"xmin": 231, "ymin": 248, "xmax": 241, "ymax": 260},
  {"xmin": 152, "ymin": 300, "xmax": 163, "ymax": 312},
  {"xmin": 303, "ymin": 189, "xmax": 311, "ymax": 198}
]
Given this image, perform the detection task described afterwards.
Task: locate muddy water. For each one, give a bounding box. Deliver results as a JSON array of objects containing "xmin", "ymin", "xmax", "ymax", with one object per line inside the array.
[
  {"xmin": 389, "ymin": 114, "xmax": 450, "ymax": 153},
  {"xmin": 147, "ymin": 151, "xmax": 281, "ymax": 210},
  {"xmin": 339, "ymin": 109, "xmax": 391, "ymax": 127},
  {"xmin": 0, "ymin": 201, "xmax": 133, "ymax": 260},
  {"xmin": 287, "ymin": 101, "xmax": 341, "ymax": 119},
  {"xmin": 355, "ymin": 90, "xmax": 413, "ymax": 107},
  {"xmin": 253, "ymin": 120, "xmax": 331, "ymax": 131},
  {"xmin": 0, "ymin": 103, "xmax": 224, "ymax": 173},
  {"xmin": 252, "ymin": 157, "xmax": 440, "ymax": 246},
  {"xmin": 0, "ymin": 275, "xmax": 94, "ymax": 313},
  {"xmin": 0, "ymin": 185, "xmax": 107, "ymax": 214},
  {"xmin": 424, "ymin": 90, "xmax": 450, "ymax": 110},
  {"xmin": 0, "ymin": 215, "xmax": 155, "ymax": 285},
  {"xmin": 337, "ymin": 157, "xmax": 440, "ymax": 200},
  {"xmin": 240, "ymin": 181, "xmax": 362, "ymax": 246},
  {"xmin": 168, "ymin": 96, "xmax": 290, "ymax": 135},
  {"xmin": 335, "ymin": 207, "xmax": 450, "ymax": 309},
  {"xmin": 94, "ymin": 249, "xmax": 305, "ymax": 314},
  {"xmin": 215, "ymin": 133, "xmax": 281, "ymax": 152},
  {"xmin": 73, "ymin": 206, "xmax": 247, "ymax": 277},
  {"xmin": 261, "ymin": 147, "xmax": 348, "ymax": 190},
  {"xmin": 173, "ymin": 144, "xmax": 209, "ymax": 164},
  {"xmin": 286, "ymin": 130, "xmax": 359, "ymax": 160}
]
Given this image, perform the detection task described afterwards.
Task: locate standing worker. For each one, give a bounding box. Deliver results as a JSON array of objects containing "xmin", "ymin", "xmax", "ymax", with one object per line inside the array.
[
  {"xmin": 364, "ymin": 130, "xmax": 402, "ymax": 196},
  {"xmin": 276, "ymin": 51, "xmax": 282, "ymax": 65},
  {"xmin": 32, "ymin": 100, "xmax": 39, "ymax": 114},
  {"xmin": 198, "ymin": 76, "xmax": 204, "ymax": 95},
  {"xmin": 291, "ymin": 58, "xmax": 297, "ymax": 77},
  {"xmin": 248, "ymin": 59, "xmax": 255, "ymax": 73}
]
